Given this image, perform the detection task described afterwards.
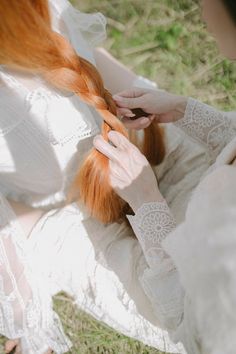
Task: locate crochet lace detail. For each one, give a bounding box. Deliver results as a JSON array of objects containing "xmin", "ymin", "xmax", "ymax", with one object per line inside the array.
[{"xmin": 175, "ymin": 98, "xmax": 236, "ymax": 162}]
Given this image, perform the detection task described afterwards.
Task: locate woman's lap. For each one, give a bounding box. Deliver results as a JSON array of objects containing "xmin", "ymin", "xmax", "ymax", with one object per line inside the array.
[
  {"xmin": 27, "ymin": 202, "xmax": 182, "ymax": 353},
  {"xmin": 22, "ymin": 122, "xmax": 212, "ymax": 353}
]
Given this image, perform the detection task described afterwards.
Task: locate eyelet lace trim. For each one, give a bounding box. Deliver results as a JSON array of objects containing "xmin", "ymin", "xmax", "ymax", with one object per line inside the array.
[
  {"xmin": 25, "ymin": 87, "xmax": 99, "ymax": 145},
  {"xmin": 175, "ymin": 98, "xmax": 236, "ymax": 162}
]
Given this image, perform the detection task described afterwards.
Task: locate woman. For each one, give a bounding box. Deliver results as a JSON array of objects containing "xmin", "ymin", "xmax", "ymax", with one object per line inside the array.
[
  {"xmin": 0, "ymin": 0, "xmax": 186, "ymax": 353},
  {"xmin": 95, "ymin": 0, "xmax": 236, "ymax": 353}
]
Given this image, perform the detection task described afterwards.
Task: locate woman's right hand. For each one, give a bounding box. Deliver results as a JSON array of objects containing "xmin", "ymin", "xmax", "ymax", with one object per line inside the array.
[{"xmin": 113, "ymin": 88, "xmax": 188, "ymax": 130}]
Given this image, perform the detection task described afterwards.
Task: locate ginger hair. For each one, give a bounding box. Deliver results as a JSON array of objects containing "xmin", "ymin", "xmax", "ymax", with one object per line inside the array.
[{"xmin": 0, "ymin": 0, "xmax": 166, "ymax": 223}]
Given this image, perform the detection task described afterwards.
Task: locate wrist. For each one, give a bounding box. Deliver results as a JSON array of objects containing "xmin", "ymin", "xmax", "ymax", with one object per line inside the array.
[
  {"xmin": 173, "ymin": 96, "xmax": 188, "ymax": 122},
  {"xmin": 130, "ymin": 189, "xmax": 165, "ymax": 214}
]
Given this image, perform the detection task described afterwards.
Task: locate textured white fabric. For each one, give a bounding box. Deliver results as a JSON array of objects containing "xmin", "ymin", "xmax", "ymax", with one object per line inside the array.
[
  {"xmin": 127, "ymin": 201, "xmax": 185, "ymax": 332},
  {"xmin": 0, "ymin": 193, "xmax": 71, "ymax": 353},
  {"xmin": 28, "ymin": 203, "xmax": 184, "ymax": 354},
  {"xmin": 127, "ymin": 200, "xmax": 176, "ymax": 268},
  {"xmin": 49, "ymin": 0, "xmax": 107, "ymax": 61},
  {"xmin": 175, "ymin": 97, "xmax": 236, "ymax": 163},
  {"xmin": 127, "ymin": 102, "xmax": 236, "ymax": 354},
  {"xmin": 163, "ymin": 162, "xmax": 236, "ymax": 354}
]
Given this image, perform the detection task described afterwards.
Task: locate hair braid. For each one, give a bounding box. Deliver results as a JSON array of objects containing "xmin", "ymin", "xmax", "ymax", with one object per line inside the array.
[
  {"xmin": 0, "ymin": 0, "xmax": 166, "ymax": 223},
  {"xmin": 44, "ymin": 33, "xmax": 131, "ymax": 222}
]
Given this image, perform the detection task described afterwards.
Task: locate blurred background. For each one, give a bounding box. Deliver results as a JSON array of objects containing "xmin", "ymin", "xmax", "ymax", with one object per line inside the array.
[
  {"xmin": 76, "ymin": 0, "xmax": 236, "ymax": 110},
  {"xmin": 1, "ymin": 1, "xmax": 235, "ymax": 353}
]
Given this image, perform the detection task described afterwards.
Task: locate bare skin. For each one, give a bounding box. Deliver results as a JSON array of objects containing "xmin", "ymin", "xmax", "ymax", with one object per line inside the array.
[
  {"xmin": 5, "ymin": 339, "xmax": 52, "ymax": 354},
  {"xmin": 202, "ymin": 0, "xmax": 236, "ymax": 60}
]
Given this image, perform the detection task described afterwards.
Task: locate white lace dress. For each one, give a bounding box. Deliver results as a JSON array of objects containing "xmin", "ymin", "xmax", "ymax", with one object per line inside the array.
[
  {"xmin": 1, "ymin": 0, "xmax": 235, "ymax": 353},
  {"xmin": 128, "ymin": 100, "xmax": 236, "ymax": 354}
]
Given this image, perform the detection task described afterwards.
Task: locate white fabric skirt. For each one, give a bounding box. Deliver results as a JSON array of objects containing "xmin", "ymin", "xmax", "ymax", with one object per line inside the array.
[
  {"xmin": 27, "ymin": 124, "xmax": 210, "ymax": 354},
  {"xmin": 27, "ymin": 202, "xmax": 184, "ymax": 353}
]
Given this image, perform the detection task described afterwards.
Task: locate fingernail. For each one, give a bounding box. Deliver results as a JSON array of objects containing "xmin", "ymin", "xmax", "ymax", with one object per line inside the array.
[
  {"xmin": 126, "ymin": 113, "xmax": 135, "ymax": 117},
  {"xmin": 141, "ymin": 118, "xmax": 149, "ymax": 124}
]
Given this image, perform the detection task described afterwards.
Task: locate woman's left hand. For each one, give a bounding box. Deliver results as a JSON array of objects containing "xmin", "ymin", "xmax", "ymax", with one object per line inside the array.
[
  {"xmin": 5, "ymin": 339, "xmax": 52, "ymax": 354},
  {"xmin": 93, "ymin": 131, "xmax": 164, "ymax": 213}
]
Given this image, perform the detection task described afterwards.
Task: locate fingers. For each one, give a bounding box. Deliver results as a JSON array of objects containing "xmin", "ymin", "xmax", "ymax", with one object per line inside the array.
[
  {"xmin": 107, "ymin": 131, "xmax": 131, "ymax": 149},
  {"xmin": 117, "ymin": 107, "xmax": 135, "ymax": 118},
  {"xmin": 93, "ymin": 135, "xmax": 120, "ymax": 161},
  {"xmin": 13, "ymin": 345, "xmax": 52, "ymax": 354},
  {"xmin": 122, "ymin": 115, "xmax": 155, "ymax": 130},
  {"xmin": 4, "ymin": 340, "xmax": 52, "ymax": 354},
  {"xmin": 14, "ymin": 344, "xmax": 21, "ymax": 354},
  {"xmin": 113, "ymin": 89, "xmax": 147, "ymax": 109},
  {"xmin": 5, "ymin": 339, "xmax": 18, "ymax": 353},
  {"xmin": 93, "ymin": 132, "xmax": 132, "ymax": 160},
  {"xmin": 113, "ymin": 87, "xmax": 147, "ymax": 99}
]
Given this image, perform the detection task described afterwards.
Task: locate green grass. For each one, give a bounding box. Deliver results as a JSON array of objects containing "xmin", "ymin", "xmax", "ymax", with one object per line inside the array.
[
  {"xmin": 53, "ymin": 293, "xmax": 164, "ymax": 354},
  {"xmin": 1, "ymin": 1, "xmax": 235, "ymax": 353},
  {"xmin": 77, "ymin": 0, "xmax": 236, "ymax": 110}
]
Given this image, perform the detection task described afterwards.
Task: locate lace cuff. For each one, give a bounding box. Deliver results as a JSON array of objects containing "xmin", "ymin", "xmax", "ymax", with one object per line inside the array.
[
  {"xmin": 140, "ymin": 260, "xmax": 184, "ymax": 331},
  {"xmin": 175, "ymin": 98, "xmax": 236, "ymax": 162},
  {"xmin": 127, "ymin": 201, "xmax": 184, "ymax": 331},
  {"xmin": 127, "ymin": 200, "xmax": 176, "ymax": 269}
]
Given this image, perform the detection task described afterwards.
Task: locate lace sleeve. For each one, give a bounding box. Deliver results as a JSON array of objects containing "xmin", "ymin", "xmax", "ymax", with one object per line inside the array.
[
  {"xmin": 0, "ymin": 194, "xmax": 71, "ymax": 354},
  {"xmin": 162, "ymin": 165, "xmax": 236, "ymax": 354},
  {"xmin": 127, "ymin": 201, "xmax": 176, "ymax": 268},
  {"xmin": 174, "ymin": 98, "xmax": 236, "ymax": 162},
  {"xmin": 127, "ymin": 201, "xmax": 184, "ymax": 331}
]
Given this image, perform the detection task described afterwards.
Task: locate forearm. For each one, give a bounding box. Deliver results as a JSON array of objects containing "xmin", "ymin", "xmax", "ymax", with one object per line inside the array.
[{"xmin": 94, "ymin": 47, "xmax": 137, "ymax": 94}]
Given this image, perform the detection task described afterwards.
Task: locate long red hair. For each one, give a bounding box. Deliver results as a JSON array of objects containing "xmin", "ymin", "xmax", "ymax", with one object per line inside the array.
[{"xmin": 0, "ymin": 0, "xmax": 166, "ymax": 223}]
